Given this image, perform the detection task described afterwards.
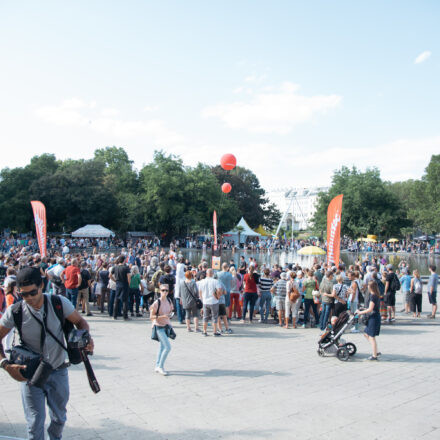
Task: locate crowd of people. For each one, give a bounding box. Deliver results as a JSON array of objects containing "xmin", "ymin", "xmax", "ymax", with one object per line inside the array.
[{"xmin": 0, "ymin": 244, "xmax": 438, "ymax": 439}]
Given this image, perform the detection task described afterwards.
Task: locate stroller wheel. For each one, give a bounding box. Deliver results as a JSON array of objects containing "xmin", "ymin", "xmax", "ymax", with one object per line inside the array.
[
  {"xmin": 336, "ymin": 347, "xmax": 350, "ymax": 362},
  {"xmin": 317, "ymin": 348, "xmax": 325, "ymax": 357},
  {"xmin": 344, "ymin": 343, "xmax": 357, "ymax": 356}
]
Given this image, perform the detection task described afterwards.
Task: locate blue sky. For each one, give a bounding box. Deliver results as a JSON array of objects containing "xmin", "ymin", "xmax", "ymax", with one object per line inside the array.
[{"xmin": 1, "ymin": 1, "xmax": 439, "ymax": 192}]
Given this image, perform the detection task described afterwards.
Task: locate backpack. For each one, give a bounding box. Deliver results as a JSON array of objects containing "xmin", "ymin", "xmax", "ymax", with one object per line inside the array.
[
  {"xmin": 413, "ymin": 278, "xmax": 422, "ymax": 294},
  {"xmin": 390, "ymin": 274, "xmax": 401, "ymax": 292},
  {"xmin": 11, "ymin": 295, "xmax": 82, "ymax": 365}
]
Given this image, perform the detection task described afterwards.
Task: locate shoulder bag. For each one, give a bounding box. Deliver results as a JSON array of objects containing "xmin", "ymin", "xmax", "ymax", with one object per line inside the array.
[{"xmin": 184, "ymin": 282, "xmax": 203, "ymax": 309}]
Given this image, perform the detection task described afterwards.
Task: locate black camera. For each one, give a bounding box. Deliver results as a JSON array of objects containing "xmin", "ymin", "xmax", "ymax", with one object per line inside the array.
[{"xmin": 68, "ymin": 329, "xmax": 91, "ymax": 351}]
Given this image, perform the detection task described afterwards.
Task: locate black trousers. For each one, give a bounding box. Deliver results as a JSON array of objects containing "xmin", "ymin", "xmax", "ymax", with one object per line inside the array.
[{"xmin": 114, "ymin": 282, "xmax": 129, "ymax": 318}]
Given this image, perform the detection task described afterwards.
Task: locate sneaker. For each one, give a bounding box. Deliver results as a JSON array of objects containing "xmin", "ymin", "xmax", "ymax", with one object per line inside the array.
[
  {"xmin": 202, "ymin": 332, "xmax": 209, "ymax": 337},
  {"xmin": 300, "ymin": 324, "xmax": 306, "ymax": 329},
  {"xmin": 350, "ymin": 328, "xmax": 360, "ymax": 333},
  {"xmin": 427, "ymin": 314, "xmax": 435, "ymax": 319},
  {"xmin": 156, "ymin": 367, "xmax": 168, "ymax": 376},
  {"xmin": 214, "ymin": 332, "xmax": 222, "ymax": 337},
  {"xmin": 377, "ymin": 352, "xmax": 382, "ymax": 357},
  {"xmin": 187, "ymin": 328, "xmax": 193, "ymax": 332},
  {"xmin": 390, "ymin": 318, "xmax": 396, "ymax": 322},
  {"xmin": 195, "ymin": 328, "xmax": 202, "ymax": 333},
  {"xmin": 87, "ymin": 313, "xmax": 93, "ymax": 317},
  {"xmin": 226, "ymin": 328, "xmax": 233, "ymax": 334},
  {"xmin": 367, "ymin": 356, "xmax": 378, "ymax": 361},
  {"xmin": 258, "ymin": 319, "xmax": 263, "ymax": 323},
  {"xmin": 81, "ymin": 311, "xmax": 86, "ymax": 314}
]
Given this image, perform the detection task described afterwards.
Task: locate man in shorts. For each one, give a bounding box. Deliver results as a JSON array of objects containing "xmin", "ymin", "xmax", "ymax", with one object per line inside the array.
[
  {"xmin": 427, "ymin": 265, "xmax": 438, "ymax": 319},
  {"xmin": 271, "ymin": 272, "xmax": 287, "ymax": 326},
  {"xmin": 198, "ymin": 269, "xmax": 222, "ymax": 336}
]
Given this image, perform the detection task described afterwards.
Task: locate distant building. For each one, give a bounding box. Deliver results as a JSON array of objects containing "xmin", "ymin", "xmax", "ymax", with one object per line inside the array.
[{"xmin": 267, "ymin": 186, "xmax": 329, "ymax": 231}]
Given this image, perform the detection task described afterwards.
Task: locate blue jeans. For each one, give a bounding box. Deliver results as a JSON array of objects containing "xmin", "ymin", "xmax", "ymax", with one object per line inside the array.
[
  {"xmin": 259, "ymin": 291, "xmax": 272, "ymax": 321},
  {"xmin": 156, "ymin": 327, "xmax": 171, "ymax": 369},
  {"xmin": 129, "ymin": 288, "xmax": 140, "ymax": 314},
  {"xmin": 21, "ymin": 368, "xmax": 69, "ymax": 440},
  {"xmin": 66, "ymin": 288, "xmax": 78, "ymax": 308},
  {"xmin": 319, "ymin": 303, "xmax": 332, "ymax": 330},
  {"xmin": 243, "ymin": 292, "xmax": 258, "ymax": 321},
  {"xmin": 175, "ymin": 298, "xmax": 186, "ymax": 323},
  {"xmin": 304, "ymin": 298, "xmax": 319, "ymax": 326}
]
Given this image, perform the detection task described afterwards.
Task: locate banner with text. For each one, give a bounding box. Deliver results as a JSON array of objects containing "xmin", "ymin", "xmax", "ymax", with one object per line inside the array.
[
  {"xmin": 213, "ymin": 210, "xmax": 218, "ymax": 251},
  {"xmin": 31, "ymin": 201, "xmax": 47, "ymax": 257},
  {"xmin": 327, "ymin": 194, "xmax": 343, "ymax": 265}
]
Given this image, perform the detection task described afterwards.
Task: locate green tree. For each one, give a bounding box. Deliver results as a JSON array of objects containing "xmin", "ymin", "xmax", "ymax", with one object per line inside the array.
[
  {"xmin": 0, "ymin": 154, "xmax": 59, "ymax": 231},
  {"xmin": 211, "ymin": 165, "xmax": 280, "ymax": 229},
  {"xmin": 312, "ymin": 166, "xmax": 411, "ymax": 239}
]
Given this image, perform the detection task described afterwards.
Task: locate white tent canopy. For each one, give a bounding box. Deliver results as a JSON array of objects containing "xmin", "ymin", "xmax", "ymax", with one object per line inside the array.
[
  {"xmin": 223, "ymin": 217, "xmax": 261, "ymax": 244},
  {"xmin": 71, "ymin": 224, "xmax": 115, "ymax": 238}
]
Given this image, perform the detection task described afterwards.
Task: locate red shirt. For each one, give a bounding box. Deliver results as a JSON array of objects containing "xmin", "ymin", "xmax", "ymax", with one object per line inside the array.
[
  {"xmin": 64, "ymin": 265, "xmax": 80, "ymax": 289},
  {"xmin": 243, "ymin": 273, "xmax": 258, "ymax": 293}
]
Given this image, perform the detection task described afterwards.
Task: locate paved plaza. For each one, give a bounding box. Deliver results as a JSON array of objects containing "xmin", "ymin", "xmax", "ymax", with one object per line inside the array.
[{"xmin": 1, "ymin": 294, "xmax": 439, "ymax": 440}]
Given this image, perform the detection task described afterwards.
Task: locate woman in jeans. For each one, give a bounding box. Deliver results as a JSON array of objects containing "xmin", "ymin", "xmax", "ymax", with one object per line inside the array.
[
  {"xmin": 150, "ymin": 284, "xmax": 174, "ymax": 375},
  {"xmin": 242, "ymin": 266, "xmax": 259, "ymax": 323},
  {"xmin": 180, "ymin": 270, "xmax": 200, "ymax": 332}
]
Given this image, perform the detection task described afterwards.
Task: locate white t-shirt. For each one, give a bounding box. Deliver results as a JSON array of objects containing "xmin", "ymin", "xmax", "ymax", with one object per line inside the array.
[{"xmin": 198, "ymin": 277, "xmax": 221, "ymax": 305}]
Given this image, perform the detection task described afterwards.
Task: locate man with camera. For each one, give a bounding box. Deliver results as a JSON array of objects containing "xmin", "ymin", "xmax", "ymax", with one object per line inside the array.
[{"xmin": 0, "ymin": 266, "xmax": 94, "ymax": 440}]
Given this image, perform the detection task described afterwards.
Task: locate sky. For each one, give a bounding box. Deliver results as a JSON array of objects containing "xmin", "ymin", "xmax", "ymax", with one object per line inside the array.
[{"xmin": 1, "ymin": 1, "xmax": 439, "ymax": 194}]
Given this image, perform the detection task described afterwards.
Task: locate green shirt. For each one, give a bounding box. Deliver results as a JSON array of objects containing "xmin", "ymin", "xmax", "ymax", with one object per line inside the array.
[
  {"xmin": 130, "ymin": 273, "xmax": 141, "ymax": 289},
  {"xmin": 303, "ymin": 279, "xmax": 316, "ymax": 299}
]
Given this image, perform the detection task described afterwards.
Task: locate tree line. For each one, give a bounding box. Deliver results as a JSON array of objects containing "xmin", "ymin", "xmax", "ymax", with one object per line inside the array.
[
  {"xmin": 312, "ymin": 155, "xmax": 440, "ymax": 239},
  {"xmin": 0, "ymin": 147, "xmax": 281, "ymax": 238}
]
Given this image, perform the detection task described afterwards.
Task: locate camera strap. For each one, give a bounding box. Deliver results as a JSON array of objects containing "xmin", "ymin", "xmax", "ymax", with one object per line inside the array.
[
  {"xmin": 27, "ymin": 297, "xmax": 68, "ymax": 354},
  {"xmin": 80, "ymin": 349, "xmax": 100, "ymax": 394}
]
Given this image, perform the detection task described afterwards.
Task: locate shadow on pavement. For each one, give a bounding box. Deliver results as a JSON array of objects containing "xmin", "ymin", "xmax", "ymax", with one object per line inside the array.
[
  {"xmin": 0, "ymin": 422, "xmax": 286, "ymax": 440},
  {"xmin": 168, "ymin": 369, "xmax": 290, "ymax": 377}
]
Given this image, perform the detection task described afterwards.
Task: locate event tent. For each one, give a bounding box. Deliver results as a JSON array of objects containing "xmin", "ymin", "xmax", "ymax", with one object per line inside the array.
[
  {"xmin": 223, "ymin": 217, "xmax": 261, "ymax": 244},
  {"xmin": 71, "ymin": 224, "xmax": 115, "ymax": 238}
]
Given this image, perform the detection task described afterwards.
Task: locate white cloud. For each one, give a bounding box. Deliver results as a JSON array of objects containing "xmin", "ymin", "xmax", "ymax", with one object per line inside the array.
[
  {"xmin": 202, "ymin": 82, "xmax": 342, "ymax": 134},
  {"xmin": 414, "ymin": 50, "xmax": 431, "ymax": 64},
  {"xmin": 143, "ymin": 105, "xmax": 159, "ymax": 113},
  {"xmin": 35, "ymin": 99, "xmax": 183, "ymax": 145}
]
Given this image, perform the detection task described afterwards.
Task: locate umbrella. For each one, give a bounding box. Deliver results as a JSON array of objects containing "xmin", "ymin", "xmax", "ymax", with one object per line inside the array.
[
  {"xmin": 388, "ymin": 238, "xmax": 399, "ymax": 243},
  {"xmin": 361, "ymin": 237, "xmax": 377, "ymax": 243},
  {"xmin": 298, "ymin": 246, "xmax": 326, "ymax": 255}
]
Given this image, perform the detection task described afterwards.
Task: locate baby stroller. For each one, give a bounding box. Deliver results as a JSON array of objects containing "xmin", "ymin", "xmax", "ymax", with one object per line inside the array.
[{"xmin": 317, "ymin": 311, "xmax": 357, "ymax": 361}]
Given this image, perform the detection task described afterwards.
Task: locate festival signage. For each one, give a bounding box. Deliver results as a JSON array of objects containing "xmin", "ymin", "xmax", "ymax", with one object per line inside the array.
[
  {"xmin": 31, "ymin": 201, "xmax": 47, "ymax": 257},
  {"xmin": 213, "ymin": 210, "xmax": 218, "ymax": 251},
  {"xmin": 326, "ymin": 194, "xmax": 343, "ymax": 265}
]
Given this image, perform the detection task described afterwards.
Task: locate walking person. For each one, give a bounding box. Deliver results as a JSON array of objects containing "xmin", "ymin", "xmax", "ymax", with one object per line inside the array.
[
  {"xmin": 356, "ymin": 281, "xmax": 382, "ymax": 361},
  {"xmin": 150, "ymin": 284, "xmax": 174, "ymax": 375}
]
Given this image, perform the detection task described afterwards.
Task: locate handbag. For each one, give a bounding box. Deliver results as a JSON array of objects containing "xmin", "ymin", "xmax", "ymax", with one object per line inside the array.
[
  {"xmin": 184, "ymin": 282, "xmax": 203, "ymax": 309},
  {"xmin": 288, "ymin": 282, "xmax": 300, "ymax": 302}
]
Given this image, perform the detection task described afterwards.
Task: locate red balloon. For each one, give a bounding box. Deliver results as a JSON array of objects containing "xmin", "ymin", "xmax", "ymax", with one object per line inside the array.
[
  {"xmin": 222, "ymin": 182, "xmax": 232, "ymax": 193},
  {"xmin": 220, "ymin": 154, "xmax": 237, "ymax": 171}
]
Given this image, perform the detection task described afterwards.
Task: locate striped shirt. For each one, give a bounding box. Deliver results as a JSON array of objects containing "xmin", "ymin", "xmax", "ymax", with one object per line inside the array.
[
  {"xmin": 274, "ymin": 279, "xmax": 287, "ymax": 299},
  {"xmin": 259, "ymin": 276, "xmax": 273, "ymax": 292}
]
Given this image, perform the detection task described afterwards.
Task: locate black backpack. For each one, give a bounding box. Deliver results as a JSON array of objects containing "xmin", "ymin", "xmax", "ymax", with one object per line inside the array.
[
  {"xmin": 12, "ymin": 295, "xmax": 82, "ymax": 365},
  {"xmin": 390, "ymin": 273, "xmax": 401, "ymax": 292}
]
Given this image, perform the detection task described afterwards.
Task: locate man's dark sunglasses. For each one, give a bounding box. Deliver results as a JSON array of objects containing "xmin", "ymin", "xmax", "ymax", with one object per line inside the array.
[
  {"xmin": 160, "ymin": 288, "xmax": 169, "ymax": 292},
  {"xmin": 18, "ymin": 289, "xmax": 39, "ymax": 298}
]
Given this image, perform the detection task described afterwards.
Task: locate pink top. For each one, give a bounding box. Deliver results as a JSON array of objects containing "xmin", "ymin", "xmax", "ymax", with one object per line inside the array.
[{"xmin": 151, "ymin": 298, "xmax": 173, "ymax": 327}]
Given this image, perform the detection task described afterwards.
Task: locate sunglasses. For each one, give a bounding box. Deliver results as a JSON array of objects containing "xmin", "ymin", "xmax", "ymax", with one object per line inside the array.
[
  {"xmin": 160, "ymin": 288, "xmax": 169, "ymax": 292},
  {"xmin": 18, "ymin": 288, "xmax": 39, "ymax": 298}
]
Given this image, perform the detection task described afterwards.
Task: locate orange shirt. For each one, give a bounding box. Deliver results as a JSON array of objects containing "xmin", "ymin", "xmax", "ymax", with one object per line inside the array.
[{"xmin": 63, "ymin": 265, "xmax": 80, "ymax": 289}]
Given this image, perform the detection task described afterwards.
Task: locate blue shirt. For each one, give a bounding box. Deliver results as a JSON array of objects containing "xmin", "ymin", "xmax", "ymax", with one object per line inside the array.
[
  {"xmin": 428, "ymin": 273, "xmax": 438, "ymax": 293},
  {"xmin": 399, "ymin": 274, "xmax": 412, "ymax": 292},
  {"xmin": 217, "ymin": 271, "xmax": 233, "ymax": 294}
]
